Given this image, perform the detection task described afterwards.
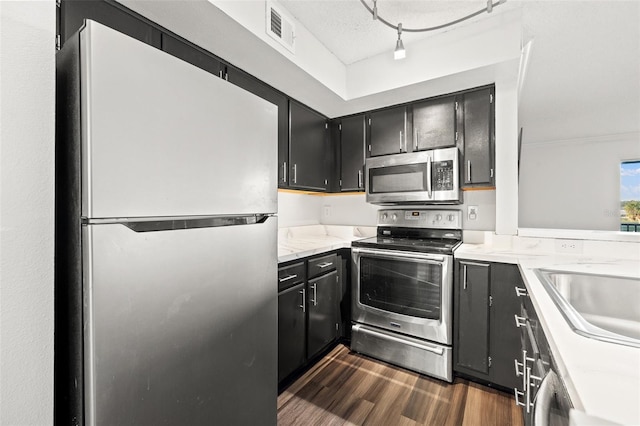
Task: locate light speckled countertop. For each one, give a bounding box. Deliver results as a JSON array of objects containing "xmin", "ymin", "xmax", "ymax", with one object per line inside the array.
[
  {"xmin": 456, "ymin": 236, "xmax": 640, "ymax": 425},
  {"xmin": 277, "ymin": 225, "xmax": 376, "ymax": 263}
]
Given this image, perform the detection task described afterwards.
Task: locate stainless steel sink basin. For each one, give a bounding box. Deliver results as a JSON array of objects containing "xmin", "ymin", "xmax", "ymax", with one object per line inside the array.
[{"xmin": 534, "ymin": 269, "xmax": 640, "ymax": 348}]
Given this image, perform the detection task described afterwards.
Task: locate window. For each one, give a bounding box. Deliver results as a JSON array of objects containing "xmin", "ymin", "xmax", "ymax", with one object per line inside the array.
[{"xmin": 620, "ymin": 160, "xmax": 640, "ymax": 232}]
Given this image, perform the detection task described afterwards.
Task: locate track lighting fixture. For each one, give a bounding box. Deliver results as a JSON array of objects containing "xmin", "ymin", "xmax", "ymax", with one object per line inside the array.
[{"xmin": 360, "ymin": 0, "xmax": 507, "ymax": 60}]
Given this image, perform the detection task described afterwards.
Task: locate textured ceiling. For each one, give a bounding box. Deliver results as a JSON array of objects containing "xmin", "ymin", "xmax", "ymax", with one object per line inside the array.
[{"xmin": 279, "ymin": 0, "xmax": 515, "ymax": 64}]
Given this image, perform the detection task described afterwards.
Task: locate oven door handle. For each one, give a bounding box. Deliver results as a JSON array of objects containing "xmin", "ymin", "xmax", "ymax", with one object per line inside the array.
[
  {"xmin": 352, "ymin": 247, "xmax": 446, "ymax": 263},
  {"xmin": 354, "ymin": 324, "xmax": 445, "ymax": 355}
]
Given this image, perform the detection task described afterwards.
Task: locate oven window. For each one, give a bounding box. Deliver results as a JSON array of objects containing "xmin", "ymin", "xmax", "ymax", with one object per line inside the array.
[
  {"xmin": 359, "ymin": 256, "xmax": 442, "ymax": 320},
  {"xmin": 369, "ymin": 164, "xmax": 428, "ymax": 193}
]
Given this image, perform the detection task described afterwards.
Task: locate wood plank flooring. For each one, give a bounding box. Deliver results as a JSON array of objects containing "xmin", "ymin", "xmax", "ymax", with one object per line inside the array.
[{"xmin": 278, "ymin": 344, "xmax": 523, "ymax": 426}]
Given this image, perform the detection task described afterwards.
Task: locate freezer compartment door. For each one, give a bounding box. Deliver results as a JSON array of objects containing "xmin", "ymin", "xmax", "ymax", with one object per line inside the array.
[
  {"xmin": 80, "ymin": 21, "xmax": 277, "ymax": 218},
  {"xmin": 82, "ymin": 217, "xmax": 277, "ymax": 425}
]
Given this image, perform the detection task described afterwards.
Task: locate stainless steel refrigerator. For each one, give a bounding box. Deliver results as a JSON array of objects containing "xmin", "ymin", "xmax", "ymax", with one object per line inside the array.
[{"xmin": 55, "ymin": 20, "xmax": 278, "ymax": 425}]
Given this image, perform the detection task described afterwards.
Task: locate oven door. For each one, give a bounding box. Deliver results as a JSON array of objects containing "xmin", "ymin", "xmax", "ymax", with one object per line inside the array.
[{"xmin": 351, "ymin": 247, "xmax": 453, "ymax": 344}]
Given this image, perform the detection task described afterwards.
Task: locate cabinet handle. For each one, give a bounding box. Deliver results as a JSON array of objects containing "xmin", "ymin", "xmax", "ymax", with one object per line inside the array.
[
  {"xmin": 514, "ymin": 358, "xmax": 525, "ymax": 378},
  {"xmin": 514, "ymin": 388, "xmax": 526, "ymax": 408},
  {"xmin": 514, "ymin": 314, "xmax": 527, "ymax": 328},
  {"xmin": 293, "ymin": 164, "xmax": 297, "ymax": 184},
  {"xmin": 278, "ymin": 274, "xmax": 297, "ymax": 283},
  {"xmin": 299, "ymin": 288, "xmax": 306, "ymax": 312},
  {"xmin": 311, "ymin": 283, "xmax": 317, "ymax": 306},
  {"xmin": 282, "ymin": 162, "xmax": 287, "ymax": 183},
  {"xmin": 399, "ymin": 131, "xmax": 403, "ymax": 152},
  {"xmin": 515, "ymin": 286, "xmax": 528, "ymax": 297},
  {"xmin": 358, "ymin": 170, "xmax": 363, "ymax": 188},
  {"xmin": 317, "ymin": 262, "xmax": 333, "ymax": 269},
  {"xmin": 466, "ymin": 160, "xmax": 472, "ymax": 183},
  {"xmin": 426, "ymin": 155, "xmax": 433, "ymax": 198},
  {"xmin": 414, "ymin": 127, "xmax": 419, "ymax": 150},
  {"xmin": 462, "ymin": 264, "xmax": 468, "ymax": 290}
]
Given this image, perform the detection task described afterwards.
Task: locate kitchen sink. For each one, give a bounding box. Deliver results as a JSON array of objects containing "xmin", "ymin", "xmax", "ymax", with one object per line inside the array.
[{"xmin": 534, "ymin": 269, "xmax": 640, "ymax": 348}]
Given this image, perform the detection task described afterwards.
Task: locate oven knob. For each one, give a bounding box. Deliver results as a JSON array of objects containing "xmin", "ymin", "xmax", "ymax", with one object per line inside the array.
[
  {"xmin": 392, "ymin": 214, "xmax": 398, "ymax": 221},
  {"xmin": 381, "ymin": 213, "xmax": 388, "ymax": 222},
  {"xmin": 435, "ymin": 214, "xmax": 442, "ymax": 221},
  {"xmin": 448, "ymin": 214, "xmax": 455, "ymax": 222}
]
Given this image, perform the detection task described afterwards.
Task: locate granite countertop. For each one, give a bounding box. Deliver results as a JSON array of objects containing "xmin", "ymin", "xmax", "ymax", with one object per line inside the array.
[
  {"xmin": 277, "ymin": 225, "xmax": 376, "ymax": 263},
  {"xmin": 455, "ymin": 238, "xmax": 640, "ymax": 425}
]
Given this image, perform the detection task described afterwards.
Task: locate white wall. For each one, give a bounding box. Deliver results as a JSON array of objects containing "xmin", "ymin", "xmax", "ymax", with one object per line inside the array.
[
  {"xmin": 0, "ymin": 1, "xmax": 55, "ymax": 424},
  {"xmin": 277, "ymin": 191, "xmax": 322, "ymax": 227},
  {"xmin": 519, "ymin": 132, "xmax": 640, "ymax": 231}
]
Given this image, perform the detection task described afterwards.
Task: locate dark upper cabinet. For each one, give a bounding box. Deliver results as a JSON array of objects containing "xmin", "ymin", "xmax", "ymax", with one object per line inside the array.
[
  {"xmin": 224, "ymin": 65, "xmax": 289, "ymax": 187},
  {"xmin": 367, "ymin": 106, "xmax": 408, "ymax": 157},
  {"xmin": 411, "ymin": 95, "xmax": 458, "ymax": 151},
  {"xmin": 454, "ymin": 260, "xmax": 523, "ymax": 390},
  {"xmin": 455, "ymin": 261, "xmax": 491, "ymax": 375},
  {"xmin": 461, "ymin": 87, "xmax": 495, "ymax": 187},
  {"xmin": 60, "ymin": 0, "xmax": 161, "ymax": 48},
  {"xmin": 289, "ymin": 101, "xmax": 329, "ymax": 191},
  {"xmin": 161, "ymin": 34, "xmax": 222, "ymax": 75},
  {"xmin": 339, "ymin": 115, "xmax": 366, "ymax": 191}
]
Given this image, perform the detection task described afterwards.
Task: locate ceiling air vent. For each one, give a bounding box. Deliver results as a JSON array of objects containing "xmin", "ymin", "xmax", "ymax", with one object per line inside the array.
[{"xmin": 266, "ymin": 1, "xmax": 295, "ymax": 53}]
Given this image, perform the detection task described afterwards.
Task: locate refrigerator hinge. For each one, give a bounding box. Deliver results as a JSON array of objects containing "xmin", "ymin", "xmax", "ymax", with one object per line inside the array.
[{"xmin": 55, "ymin": 34, "xmax": 61, "ymax": 51}]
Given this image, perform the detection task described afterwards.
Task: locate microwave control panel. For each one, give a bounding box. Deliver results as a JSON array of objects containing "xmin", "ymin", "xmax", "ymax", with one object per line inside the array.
[{"xmin": 432, "ymin": 160, "xmax": 454, "ymax": 191}]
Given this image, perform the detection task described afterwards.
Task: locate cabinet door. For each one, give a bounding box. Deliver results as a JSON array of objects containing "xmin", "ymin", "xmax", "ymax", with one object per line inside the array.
[
  {"xmin": 278, "ymin": 283, "xmax": 306, "ymax": 382},
  {"xmin": 340, "ymin": 115, "xmax": 366, "ymax": 191},
  {"xmin": 289, "ymin": 101, "xmax": 328, "ymax": 191},
  {"xmin": 455, "ymin": 261, "xmax": 490, "ymax": 375},
  {"xmin": 60, "ymin": 0, "xmax": 161, "ymax": 48},
  {"xmin": 489, "ymin": 263, "xmax": 524, "ymax": 390},
  {"xmin": 462, "ymin": 87, "xmax": 494, "ymax": 186},
  {"xmin": 225, "ymin": 65, "xmax": 289, "ymax": 187},
  {"xmin": 411, "ymin": 96, "xmax": 457, "ymax": 151},
  {"xmin": 307, "ymin": 270, "xmax": 338, "ymax": 358},
  {"xmin": 368, "ymin": 107, "xmax": 407, "ymax": 156}
]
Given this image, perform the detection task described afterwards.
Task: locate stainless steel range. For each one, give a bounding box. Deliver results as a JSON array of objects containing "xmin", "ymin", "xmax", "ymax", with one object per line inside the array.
[{"xmin": 351, "ymin": 208, "xmax": 462, "ymax": 382}]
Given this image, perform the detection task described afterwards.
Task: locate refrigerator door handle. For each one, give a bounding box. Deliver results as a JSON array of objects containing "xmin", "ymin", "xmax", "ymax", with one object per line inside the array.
[{"xmin": 88, "ymin": 214, "xmax": 273, "ymax": 233}]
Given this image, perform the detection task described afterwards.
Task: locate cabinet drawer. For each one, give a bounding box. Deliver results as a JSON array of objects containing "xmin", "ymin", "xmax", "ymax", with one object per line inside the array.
[
  {"xmin": 278, "ymin": 262, "xmax": 305, "ymax": 291},
  {"xmin": 307, "ymin": 254, "xmax": 337, "ymax": 278}
]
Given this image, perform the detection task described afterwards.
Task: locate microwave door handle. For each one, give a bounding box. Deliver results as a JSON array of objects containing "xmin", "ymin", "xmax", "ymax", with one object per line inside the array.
[{"xmin": 427, "ymin": 156, "xmax": 433, "ymax": 198}]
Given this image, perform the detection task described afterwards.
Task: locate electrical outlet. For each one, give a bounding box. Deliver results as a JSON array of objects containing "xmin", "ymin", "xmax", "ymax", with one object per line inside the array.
[
  {"xmin": 323, "ymin": 205, "xmax": 331, "ymax": 217},
  {"xmin": 467, "ymin": 206, "xmax": 478, "ymax": 221},
  {"xmin": 554, "ymin": 239, "xmax": 584, "ymax": 254}
]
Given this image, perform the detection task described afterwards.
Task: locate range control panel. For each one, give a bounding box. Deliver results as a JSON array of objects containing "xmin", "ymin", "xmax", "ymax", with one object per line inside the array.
[{"xmin": 377, "ymin": 209, "xmax": 462, "ymax": 229}]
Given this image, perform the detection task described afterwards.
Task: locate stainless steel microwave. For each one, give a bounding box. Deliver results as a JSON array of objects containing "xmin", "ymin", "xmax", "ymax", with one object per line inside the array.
[{"xmin": 365, "ymin": 147, "xmax": 462, "ymax": 205}]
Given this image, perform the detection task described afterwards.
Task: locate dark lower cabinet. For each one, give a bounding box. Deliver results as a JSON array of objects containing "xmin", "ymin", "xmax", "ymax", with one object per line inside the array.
[
  {"xmin": 454, "ymin": 260, "xmax": 521, "ymax": 390},
  {"xmin": 455, "ymin": 261, "xmax": 490, "ymax": 375},
  {"xmin": 307, "ymin": 270, "xmax": 339, "ymax": 358},
  {"xmin": 277, "ymin": 283, "xmax": 306, "ymax": 383}
]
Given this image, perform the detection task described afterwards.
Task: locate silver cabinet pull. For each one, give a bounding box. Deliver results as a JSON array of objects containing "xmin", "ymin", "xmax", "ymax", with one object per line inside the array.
[
  {"xmin": 426, "ymin": 155, "xmax": 433, "ymax": 198},
  {"xmin": 278, "ymin": 274, "xmax": 297, "ymax": 283},
  {"xmin": 466, "ymin": 160, "xmax": 472, "ymax": 183},
  {"xmin": 514, "ymin": 358, "xmax": 525, "ymax": 377},
  {"xmin": 399, "ymin": 130, "xmax": 403, "ymax": 152},
  {"xmin": 514, "ymin": 388, "xmax": 526, "ymax": 409},
  {"xmin": 311, "ymin": 283, "xmax": 317, "ymax": 306},
  {"xmin": 317, "ymin": 262, "xmax": 333, "ymax": 268},
  {"xmin": 462, "ymin": 264, "xmax": 468, "ymax": 290},
  {"xmin": 515, "ymin": 286, "xmax": 528, "ymax": 297},
  {"xmin": 282, "ymin": 162, "xmax": 287, "ymax": 183},
  {"xmin": 414, "ymin": 127, "xmax": 419, "ymax": 150},
  {"xmin": 299, "ymin": 288, "xmax": 306, "ymax": 312},
  {"xmin": 293, "ymin": 163, "xmax": 297, "ymax": 184},
  {"xmin": 514, "ymin": 314, "xmax": 527, "ymax": 328},
  {"xmin": 357, "ymin": 170, "xmax": 363, "ymax": 188}
]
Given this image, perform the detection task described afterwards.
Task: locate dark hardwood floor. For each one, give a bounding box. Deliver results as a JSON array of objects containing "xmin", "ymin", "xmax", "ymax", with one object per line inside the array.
[{"xmin": 278, "ymin": 344, "xmax": 523, "ymax": 426}]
